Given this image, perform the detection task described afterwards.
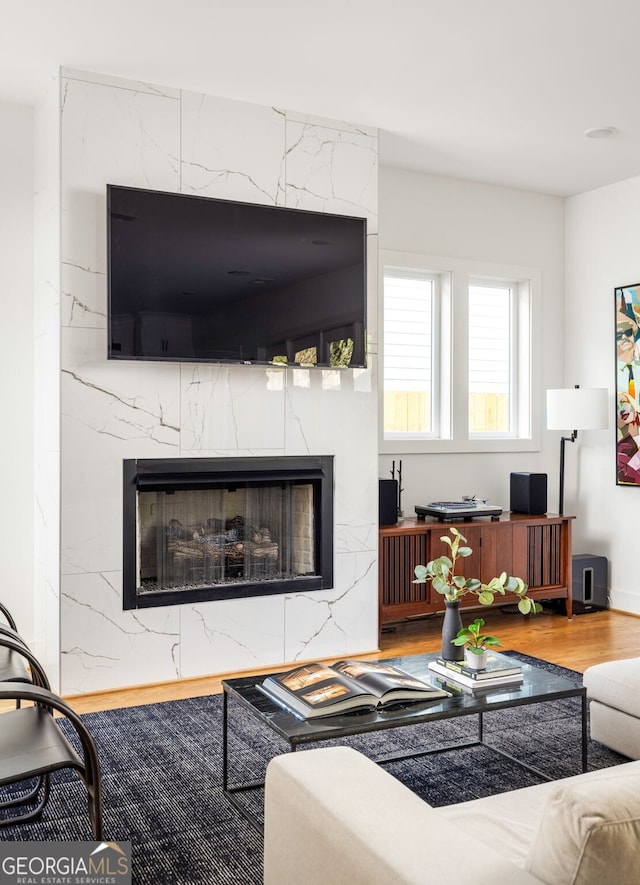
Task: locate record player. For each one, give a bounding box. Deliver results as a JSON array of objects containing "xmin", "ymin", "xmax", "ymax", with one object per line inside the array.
[{"xmin": 415, "ymin": 499, "xmax": 503, "ymax": 521}]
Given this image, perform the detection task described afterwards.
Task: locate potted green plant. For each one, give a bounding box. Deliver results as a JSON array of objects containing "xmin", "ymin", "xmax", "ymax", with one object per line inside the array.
[
  {"xmin": 413, "ymin": 526, "xmax": 541, "ymax": 661},
  {"xmin": 451, "ymin": 617, "xmax": 501, "ymax": 670}
]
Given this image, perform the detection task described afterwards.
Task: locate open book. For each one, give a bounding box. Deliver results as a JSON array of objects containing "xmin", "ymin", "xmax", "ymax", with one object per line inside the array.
[{"xmin": 259, "ymin": 659, "xmax": 451, "ymax": 719}]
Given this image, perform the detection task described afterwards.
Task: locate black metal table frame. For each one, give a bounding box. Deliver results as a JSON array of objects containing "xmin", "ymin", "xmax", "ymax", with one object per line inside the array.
[{"xmin": 222, "ymin": 664, "xmax": 588, "ymax": 834}]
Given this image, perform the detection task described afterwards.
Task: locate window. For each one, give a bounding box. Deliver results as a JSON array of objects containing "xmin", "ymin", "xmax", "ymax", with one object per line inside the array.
[
  {"xmin": 383, "ymin": 270, "xmax": 437, "ymax": 437},
  {"xmin": 380, "ymin": 253, "xmax": 537, "ymax": 454},
  {"xmin": 468, "ymin": 281, "xmax": 513, "ymax": 436}
]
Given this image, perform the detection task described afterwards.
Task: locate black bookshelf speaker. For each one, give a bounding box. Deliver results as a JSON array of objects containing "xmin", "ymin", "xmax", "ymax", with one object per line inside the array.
[
  {"xmin": 379, "ymin": 479, "xmax": 398, "ymax": 526},
  {"xmin": 510, "ymin": 472, "xmax": 547, "ymax": 515},
  {"xmin": 572, "ymin": 554, "xmax": 608, "ymax": 612}
]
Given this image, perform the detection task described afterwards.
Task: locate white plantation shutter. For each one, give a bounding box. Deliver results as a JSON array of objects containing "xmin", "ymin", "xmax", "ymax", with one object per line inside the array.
[
  {"xmin": 383, "ymin": 272, "xmax": 435, "ymax": 436},
  {"xmin": 468, "ymin": 283, "xmax": 512, "ymax": 434}
]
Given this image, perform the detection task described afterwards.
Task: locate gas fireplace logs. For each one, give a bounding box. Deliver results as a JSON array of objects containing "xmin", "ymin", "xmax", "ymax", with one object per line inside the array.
[{"xmin": 165, "ymin": 517, "xmax": 279, "ymax": 576}]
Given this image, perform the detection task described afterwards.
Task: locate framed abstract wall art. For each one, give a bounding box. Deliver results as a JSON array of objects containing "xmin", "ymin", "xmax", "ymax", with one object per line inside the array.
[{"xmin": 616, "ymin": 283, "xmax": 640, "ymax": 486}]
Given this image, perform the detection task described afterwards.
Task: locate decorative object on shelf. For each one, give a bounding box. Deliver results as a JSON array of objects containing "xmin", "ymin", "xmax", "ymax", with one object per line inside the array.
[
  {"xmin": 451, "ymin": 618, "xmax": 501, "ymax": 670},
  {"xmin": 546, "ymin": 385, "xmax": 608, "ymax": 512},
  {"xmin": 441, "ymin": 600, "xmax": 464, "ymax": 661},
  {"xmin": 413, "ymin": 527, "xmax": 542, "ymax": 660},
  {"xmin": 466, "ymin": 649, "xmax": 486, "ymax": 670},
  {"xmin": 391, "ymin": 460, "xmax": 404, "ymax": 518},
  {"xmin": 415, "ymin": 500, "xmax": 503, "ymax": 521}
]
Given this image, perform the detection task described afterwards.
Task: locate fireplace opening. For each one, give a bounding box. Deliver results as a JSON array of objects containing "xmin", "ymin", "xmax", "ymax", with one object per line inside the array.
[{"xmin": 123, "ymin": 456, "xmax": 333, "ymax": 609}]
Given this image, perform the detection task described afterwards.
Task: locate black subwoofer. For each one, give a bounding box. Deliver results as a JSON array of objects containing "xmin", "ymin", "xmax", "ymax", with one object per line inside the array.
[{"xmin": 572, "ymin": 554, "xmax": 608, "ymax": 613}]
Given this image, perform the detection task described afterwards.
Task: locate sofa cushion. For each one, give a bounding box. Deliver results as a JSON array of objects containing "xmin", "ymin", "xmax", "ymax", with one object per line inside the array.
[
  {"xmin": 439, "ymin": 778, "xmax": 560, "ymax": 867},
  {"xmin": 583, "ymin": 657, "xmax": 640, "ymax": 719},
  {"xmin": 525, "ymin": 770, "xmax": 640, "ymax": 885},
  {"xmin": 589, "ymin": 699, "xmax": 640, "ymax": 760}
]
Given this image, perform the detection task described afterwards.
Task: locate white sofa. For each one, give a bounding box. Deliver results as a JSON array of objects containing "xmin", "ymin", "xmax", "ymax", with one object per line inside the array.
[
  {"xmin": 583, "ymin": 657, "xmax": 640, "ymax": 759},
  {"xmin": 264, "ymin": 746, "xmax": 640, "ymax": 885}
]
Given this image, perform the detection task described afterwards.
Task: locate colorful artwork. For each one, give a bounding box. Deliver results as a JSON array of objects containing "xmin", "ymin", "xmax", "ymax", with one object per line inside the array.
[{"xmin": 616, "ymin": 284, "xmax": 640, "ymax": 486}]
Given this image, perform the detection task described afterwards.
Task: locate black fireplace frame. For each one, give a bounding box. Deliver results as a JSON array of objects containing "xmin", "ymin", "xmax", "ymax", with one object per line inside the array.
[{"xmin": 123, "ymin": 455, "xmax": 334, "ymax": 610}]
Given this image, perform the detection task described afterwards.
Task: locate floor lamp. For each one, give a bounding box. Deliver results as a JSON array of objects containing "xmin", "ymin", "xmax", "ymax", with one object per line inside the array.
[{"xmin": 546, "ymin": 386, "xmax": 609, "ymax": 515}]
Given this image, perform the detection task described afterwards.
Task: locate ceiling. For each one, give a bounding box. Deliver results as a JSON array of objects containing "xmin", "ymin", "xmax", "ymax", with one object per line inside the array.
[{"xmin": 2, "ymin": 0, "xmax": 640, "ymax": 197}]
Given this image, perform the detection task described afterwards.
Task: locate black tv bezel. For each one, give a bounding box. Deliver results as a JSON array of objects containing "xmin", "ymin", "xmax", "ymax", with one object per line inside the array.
[{"xmin": 106, "ymin": 184, "xmax": 368, "ymax": 369}]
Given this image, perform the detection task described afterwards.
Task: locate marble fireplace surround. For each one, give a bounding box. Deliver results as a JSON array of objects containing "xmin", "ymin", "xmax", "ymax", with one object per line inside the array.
[
  {"xmin": 123, "ymin": 454, "xmax": 334, "ymax": 609},
  {"xmin": 46, "ymin": 68, "xmax": 379, "ymax": 694}
]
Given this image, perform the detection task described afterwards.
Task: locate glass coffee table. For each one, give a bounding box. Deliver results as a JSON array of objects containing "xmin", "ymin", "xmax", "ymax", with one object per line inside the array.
[{"xmin": 222, "ymin": 652, "xmax": 587, "ymax": 831}]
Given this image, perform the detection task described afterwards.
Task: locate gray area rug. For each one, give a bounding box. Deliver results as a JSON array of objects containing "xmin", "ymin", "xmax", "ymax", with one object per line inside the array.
[{"xmin": 0, "ymin": 653, "xmax": 628, "ymax": 884}]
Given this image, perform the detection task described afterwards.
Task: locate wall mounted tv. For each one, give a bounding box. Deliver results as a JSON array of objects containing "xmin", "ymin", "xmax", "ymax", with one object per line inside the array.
[{"xmin": 107, "ymin": 185, "xmax": 367, "ymax": 368}]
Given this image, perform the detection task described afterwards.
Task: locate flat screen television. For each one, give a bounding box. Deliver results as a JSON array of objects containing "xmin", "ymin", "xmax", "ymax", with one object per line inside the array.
[{"xmin": 107, "ymin": 185, "xmax": 367, "ymax": 367}]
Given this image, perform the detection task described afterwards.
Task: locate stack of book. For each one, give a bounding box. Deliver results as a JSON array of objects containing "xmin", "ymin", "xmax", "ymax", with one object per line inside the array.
[{"xmin": 428, "ymin": 652, "xmax": 523, "ymax": 692}]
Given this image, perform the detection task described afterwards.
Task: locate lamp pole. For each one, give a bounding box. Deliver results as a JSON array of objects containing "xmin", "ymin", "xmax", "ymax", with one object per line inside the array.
[{"xmin": 558, "ymin": 431, "xmax": 577, "ymax": 516}]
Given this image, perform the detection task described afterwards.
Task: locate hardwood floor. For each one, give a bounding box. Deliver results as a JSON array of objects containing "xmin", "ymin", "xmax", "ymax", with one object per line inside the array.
[{"xmin": 64, "ymin": 606, "xmax": 639, "ymax": 715}]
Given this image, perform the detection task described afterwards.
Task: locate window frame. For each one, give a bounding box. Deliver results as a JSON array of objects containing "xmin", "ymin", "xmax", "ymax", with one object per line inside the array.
[
  {"xmin": 467, "ymin": 276, "xmax": 524, "ymax": 440},
  {"xmin": 382, "ymin": 266, "xmax": 441, "ymax": 440},
  {"xmin": 379, "ymin": 250, "xmax": 541, "ymax": 455}
]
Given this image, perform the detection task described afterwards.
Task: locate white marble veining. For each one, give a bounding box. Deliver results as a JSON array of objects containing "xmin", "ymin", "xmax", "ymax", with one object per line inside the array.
[
  {"xmin": 285, "ymin": 120, "xmax": 378, "ymax": 232},
  {"xmin": 283, "ymin": 366, "xmax": 376, "ymax": 454},
  {"xmin": 283, "ymin": 550, "xmax": 378, "ymax": 661},
  {"xmin": 181, "ymin": 91, "xmax": 286, "ymax": 205},
  {"xmin": 180, "ymin": 363, "xmax": 286, "ymax": 453},
  {"xmin": 179, "ymin": 596, "xmax": 287, "ymax": 677},
  {"xmin": 61, "ymin": 327, "xmax": 180, "ymax": 576},
  {"xmin": 62, "ymin": 67, "xmax": 181, "ymax": 99},
  {"xmin": 62, "ymin": 329, "xmax": 181, "ymax": 447},
  {"xmin": 55, "ymin": 70, "xmax": 379, "ymax": 693},
  {"xmin": 285, "ymin": 108, "xmax": 377, "ymax": 138},
  {"xmin": 61, "ymin": 571, "xmax": 181, "ymax": 693}
]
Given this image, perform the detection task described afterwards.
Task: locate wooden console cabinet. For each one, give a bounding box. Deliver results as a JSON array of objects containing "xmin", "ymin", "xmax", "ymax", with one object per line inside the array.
[{"xmin": 379, "ymin": 513, "xmax": 574, "ymax": 629}]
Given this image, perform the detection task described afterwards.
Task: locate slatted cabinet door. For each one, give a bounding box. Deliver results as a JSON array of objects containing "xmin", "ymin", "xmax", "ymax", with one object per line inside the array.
[{"xmin": 379, "ymin": 528, "xmax": 430, "ymax": 623}]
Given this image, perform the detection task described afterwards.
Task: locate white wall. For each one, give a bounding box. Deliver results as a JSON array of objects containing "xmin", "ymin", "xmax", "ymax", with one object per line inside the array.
[
  {"xmin": 33, "ymin": 78, "xmax": 61, "ymax": 685},
  {"xmin": 378, "ymin": 168, "xmax": 566, "ymax": 515},
  {"xmin": 0, "ymin": 101, "xmax": 35, "ymax": 640},
  {"xmin": 566, "ymin": 177, "xmax": 640, "ymax": 613}
]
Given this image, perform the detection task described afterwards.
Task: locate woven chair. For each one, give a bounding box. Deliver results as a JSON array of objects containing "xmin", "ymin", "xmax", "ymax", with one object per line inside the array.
[{"xmin": 0, "ymin": 681, "xmax": 103, "ymax": 839}]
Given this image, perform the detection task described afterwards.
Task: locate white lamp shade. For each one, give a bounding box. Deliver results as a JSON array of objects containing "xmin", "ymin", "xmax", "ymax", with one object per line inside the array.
[{"xmin": 546, "ymin": 388, "xmax": 609, "ymax": 431}]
